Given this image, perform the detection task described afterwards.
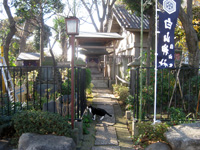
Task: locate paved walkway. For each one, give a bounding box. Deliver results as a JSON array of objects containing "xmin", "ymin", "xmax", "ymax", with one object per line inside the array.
[{"xmin": 81, "ymin": 88, "xmax": 134, "ymax": 150}]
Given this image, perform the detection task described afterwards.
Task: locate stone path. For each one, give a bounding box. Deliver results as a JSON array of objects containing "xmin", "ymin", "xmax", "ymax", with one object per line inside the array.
[{"xmin": 91, "ymin": 88, "xmax": 134, "ymax": 150}]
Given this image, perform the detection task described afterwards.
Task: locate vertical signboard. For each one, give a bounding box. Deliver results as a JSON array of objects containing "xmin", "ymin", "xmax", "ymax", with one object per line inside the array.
[{"xmin": 157, "ymin": 0, "xmax": 181, "ymax": 69}]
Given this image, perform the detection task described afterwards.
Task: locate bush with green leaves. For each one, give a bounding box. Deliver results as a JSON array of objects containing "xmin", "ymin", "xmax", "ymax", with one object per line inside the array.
[
  {"xmin": 168, "ymin": 107, "xmax": 186, "ymax": 125},
  {"xmin": 61, "ymin": 68, "xmax": 92, "ymax": 95},
  {"xmin": 85, "ymin": 68, "xmax": 92, "ymax": 89},
  {"xmin": 12, "ymin": 110, "xmax": 71, "ymax": 143},
  {"xmin": 119, "ymin": 86, "xmax": 129, "ymax": 101},
  {"xmin": 0, "ymin": 116, "xmax": 14, "ymax": 138},
  {"xmin": 125, "ymin": 95, "xmax": 135, "ymax": 111},
  {"xmin": 82, "ymin": 114, "xmax": 92, "ymax": 134},
  {"xmin": 112, "ymin": 84, "xmax": 129, "ymax": 105},
  {"xmin": 134, "ymin": 121, "xmax": 169, "ymax": 147},
  {"xmin": 86, "ymin": 83, "xmax": 94, "ymax": 95},
  {"xmin": 112, "ymin": 84, "xmax": 122, "ymax": 95}
]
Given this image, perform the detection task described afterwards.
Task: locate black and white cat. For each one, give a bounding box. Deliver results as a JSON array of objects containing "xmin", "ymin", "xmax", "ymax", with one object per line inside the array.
[{"xmin": 87, "ymin": 105, "xmax": 112, "ymax": 120}]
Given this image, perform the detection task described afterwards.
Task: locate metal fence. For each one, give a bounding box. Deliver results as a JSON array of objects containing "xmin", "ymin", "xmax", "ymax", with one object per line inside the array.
[
  {"xmin": 0, "ymin": 66, "xmax": 87, "ymax": 120},
  {"xmin": 130, "ymin": 67, "xmax": 200, "ymax": 121}
]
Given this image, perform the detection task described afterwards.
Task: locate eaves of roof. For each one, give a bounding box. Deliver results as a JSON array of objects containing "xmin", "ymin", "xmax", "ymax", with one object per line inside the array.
[
  {"xmin": 17, "ymin": 52, "xmax": 40, "ymax": 61},
  {"xmin": 113, "ymin": 5, "xmax": 149, "ymax": 31}
]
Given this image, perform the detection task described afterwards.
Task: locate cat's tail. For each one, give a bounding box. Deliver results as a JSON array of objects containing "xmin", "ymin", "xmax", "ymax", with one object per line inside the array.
[{"xmin": 106, "ymin": 112, "xmax": 112, "ymax": 117}]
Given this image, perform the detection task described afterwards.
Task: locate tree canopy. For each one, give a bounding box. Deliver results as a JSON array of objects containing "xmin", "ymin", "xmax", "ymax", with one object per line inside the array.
[{"xmin": 12, "ymin": 0, "xmax": 64, "ymax": 65}]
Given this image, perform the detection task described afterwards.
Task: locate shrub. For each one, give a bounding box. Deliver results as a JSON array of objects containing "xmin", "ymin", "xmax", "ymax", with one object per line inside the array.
[
  {"xmin": 12, "ymin": 110, "xmax": 71, "ymax": 144},
  {"xmin": 134, "ymin": 121, "xmax": 169, "ymax": 147},
  {"xmin": 0, "ymin": 116, "xmax": 14, "ymax": 138},
  {"xmin": 168, "ymin": 107, "xmax": 186, "ymax": 125},
  {"xmin": 61, "ymin": 68, "xmax": 91, "ymax": 95},
  {"xmin": 112, "ymin": 84, "xmax": 122, "ymax": 95},
  {"xmin": 82, "ymin": 114, "xmax": 92, "ymax": 134},
  {"xmin": 85, "ymin": 68, "xmax": 92, "ymax": 89},
  {"xmin": 125, "ymin": 95, "xmax": 135, "ymax": 111},
  {"xmin": 119, "ymin": 86, "xmax": 129, "ymax": 101},
  {"xmin": 86, "ymin": 83, "xmax": 94, "ymax": 95},
  {"xmin": 61, "ymin": 79, "xmax": 71, "ymax": 95}
]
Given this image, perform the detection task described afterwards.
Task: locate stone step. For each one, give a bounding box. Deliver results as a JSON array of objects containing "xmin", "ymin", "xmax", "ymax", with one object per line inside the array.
[
  {"xmin": 89, "ymin": 67, "xmax": 100, "ymax": 74},
  {"xmin": 91, "ymin": 73, "xmax": 103, "ymax": 79},
  {"xmin": 92, "ymin": 80, "xmax": 108, "ymax": 88},
  {"xmin": 95, "ymin": 105, "xmax": 115, "ymax": 126},
  {"xmin": 91, "ymin": 74, "xmax": 108, "ymax": 80},
  {"xmin": 95, "ymin": 126, "xmax": 118, "ymax": 146}
]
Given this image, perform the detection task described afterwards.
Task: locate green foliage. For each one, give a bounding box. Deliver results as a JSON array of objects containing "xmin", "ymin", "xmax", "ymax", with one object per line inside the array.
[
  {"xmin": 140, "ymin": 69, "xmax": 175, "ymax": 111},
  {"xmin": 134, "ymin": 122, "xmax": 169, "ymax": 147},
  {"xmin": 125, "ymin": 95, "xmax": 135, "ymax": 111},
  {"xmin": 112, "ymin": 84, "xmax": 122, "ymax": 95},
  {"xmin": 168, "ymin": 107, "xmax": 186, "ymax": 125},
  {"xmin": 13, "ymin": 0, "xmax": 64, "ymax": 22},
  {"xmin": 125, "ymin": 68, "xmax": 130, "ymax": 81},
  {"xmin": 12, "ymin": 110, "xmax": 71, "ymax": 144},
  {"xmin": 121, "ymin": 0, "xmax": 154, "ymax": 16},
  {"xmin": 75, "ymin": 58, "xmax": 86, "ymax": 66},
  {"xmin": 8, "ymin": 51, "xmax": 16, "ymax": 66},
  {"xmin": 119, "ymin": 86, "xmax": 129, "ymax": 101},
  {"xmin": 61, "ymin": 79, "xmax": 71, "ymax": 95},
  {"xmin": 112, "ymin": 84, "xmax": 129, "ymax": 101},
  {"xmin": 53, "ymin": 16, "xmax": 66, "ymax": 43},
  {"xmin": 0, "ymin": 96, "xmax": 27, "ymax": 116},
  {"xmin": 34, "ymin": 25, "xmax": 52, "ymax": 50},
  {"xmin": 85, "ymin": 68, "xmax": 92, "ymax": 89},
  {"xmin": 82, "ymin": 114, "xmax": 92, "ymax": 134},
  {"xmin": 183, "ymin": 74, "xmax": 200, "ymax": 95},
  {"xmin": 0, "ymin": 116, "xmax": 14, "ymax": 138},
  {"xmin": 86, "ymin": 83, "xmax": 94, "ymax": 95},
  {"xmin": 61, "ymin": 68, "xmax": 92, "ymax": 95}
]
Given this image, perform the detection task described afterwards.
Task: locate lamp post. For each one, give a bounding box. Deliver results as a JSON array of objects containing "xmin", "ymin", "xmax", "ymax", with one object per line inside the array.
[{"xmin": 65, "ymin": 16, "xmax": 80, "ymax": 129}]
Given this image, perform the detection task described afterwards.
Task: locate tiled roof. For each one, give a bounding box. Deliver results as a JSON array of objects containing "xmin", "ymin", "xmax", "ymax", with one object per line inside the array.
[{"xmin": 113, "ymin": 5, "xmax": 149, "ymax": 30}]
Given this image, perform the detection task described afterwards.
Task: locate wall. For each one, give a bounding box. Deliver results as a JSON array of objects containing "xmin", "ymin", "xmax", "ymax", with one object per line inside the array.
[{"xmin": 114, "ymin": 28, "xmax": 149, "ymax": 80}]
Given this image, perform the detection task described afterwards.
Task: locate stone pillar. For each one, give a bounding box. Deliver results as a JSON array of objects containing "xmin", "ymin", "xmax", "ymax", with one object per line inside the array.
[
  {"xmin": 128, "ymin": 58, "xmax": 140, "ymax": 96},
  {"xmin": 72, "ymin": 128, "xmax": 79, "ymax": 144},
  {"xmin": 125, "ymin": 111, "xmax": 131, "ymax": 120},
  {"xmin": 132, "ymin": 120, "xmax": 139, "ymax": 137},
  {"xmin": 74, "ymin": 120, "xmax": 83, "ymax": 140}
]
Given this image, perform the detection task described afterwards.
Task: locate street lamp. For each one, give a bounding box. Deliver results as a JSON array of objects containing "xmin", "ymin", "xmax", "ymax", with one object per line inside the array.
[
  {"xmin": 65, "ymin": 17, "xmax": 80, "ymax": 35},
  {"xmin": 65, "ymin": 16, "xmax": 80, "ymax": 129}
]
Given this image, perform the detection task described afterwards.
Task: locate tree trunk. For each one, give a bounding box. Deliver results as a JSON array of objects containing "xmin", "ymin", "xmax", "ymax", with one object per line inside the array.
[
  {"xmin": 39, "ymin": 8, "xmax": 44, "ymax": 66},
  {"xmin": 146, "ymin": 11, "xmax": 155, "ymax": 86},
  {"xmin": 104, "ymin": 5, "xmax": 113, "ymax": 32},
  {"xmin": 3, "ymin": 0, "xmax": 17, "ymax": 65},
  {"xmin": 48, "ymin": 38, "xmax": 62, "ymax": 92},
  {"xmin": 61, "ymin": 36, "xmax": 68, "ymax": 61},
  {"xmin": 179, "ymin": 2, "xmax": 200, "ymax": 68},
  {"xmin": 99, "ymin": 1, "xmax": 106, "ymax": 32},
  {"xmin": 103, "ymin": 0, "xmax": 116, "ymax": 32},
  {"xmin": 19, "ymin": 20, "xmax": 30, "ymax": 53}
]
